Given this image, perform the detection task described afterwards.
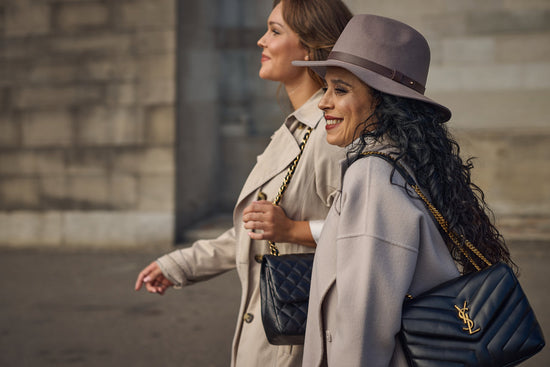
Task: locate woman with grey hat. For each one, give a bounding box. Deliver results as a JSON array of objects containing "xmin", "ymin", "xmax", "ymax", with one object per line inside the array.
[
  {"xmin": 135, "ymin": 1, "xmax": 352, "ymax": 366},
  {"xmin": 293, "ymin": 14, "xmax": 515, "ymax": 366}
]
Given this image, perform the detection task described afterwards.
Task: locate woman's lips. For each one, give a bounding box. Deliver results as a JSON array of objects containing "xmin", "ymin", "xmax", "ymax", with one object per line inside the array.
[
  {"xmin": 261, "ymin": 54, "xmax": 270, "ymax": 62},
  {"xmin": 325, "ymin": 115, "xmax": 343, "ymax": 130}
]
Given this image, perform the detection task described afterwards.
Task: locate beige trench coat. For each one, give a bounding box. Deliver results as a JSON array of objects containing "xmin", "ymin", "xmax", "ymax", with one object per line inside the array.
[{"xmin": 157, "ymin": 91, "xmax": 346, "ymax": 367}]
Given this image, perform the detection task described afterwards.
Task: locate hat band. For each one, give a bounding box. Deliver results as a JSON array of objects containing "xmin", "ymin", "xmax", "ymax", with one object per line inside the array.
[{"xmin": 328, "ymin": 51, "xmax": 426, "ymax": 94}]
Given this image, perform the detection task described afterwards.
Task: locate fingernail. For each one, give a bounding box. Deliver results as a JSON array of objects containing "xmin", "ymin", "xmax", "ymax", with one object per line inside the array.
[{"xmin": 143, "ymin": 276, "xmax": 150, "ymax": 283}]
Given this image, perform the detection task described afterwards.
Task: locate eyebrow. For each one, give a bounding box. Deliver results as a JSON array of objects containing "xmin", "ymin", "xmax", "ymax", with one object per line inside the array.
[
  {"xmin": 268, "ymin": 21, "xmax": 285, "ymax": 28},
  {"xmin": 329, "ymin": 78, "xmax": 353, "ymax": 88}
]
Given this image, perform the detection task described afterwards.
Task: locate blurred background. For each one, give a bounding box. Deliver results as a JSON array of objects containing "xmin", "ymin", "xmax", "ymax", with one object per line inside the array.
[{"xmin": 0, "ymin": 0, "xmax": 549, "ymax": 366}]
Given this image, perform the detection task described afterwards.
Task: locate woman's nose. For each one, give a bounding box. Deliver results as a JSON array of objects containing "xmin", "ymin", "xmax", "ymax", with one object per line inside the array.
[
  {"xmin": 257, "ymin": 32, "xmax": 267, "ymax": 48},
  {"xmin": 318, "ymin": 92, "xmax": 331, "ymax": 110}
]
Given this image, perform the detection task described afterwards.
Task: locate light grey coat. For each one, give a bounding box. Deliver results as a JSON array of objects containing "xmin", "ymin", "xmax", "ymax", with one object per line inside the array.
[
  {"xmin": 156, "ymin": 91, "xmax": 346, "ymax": 367},
  {"xmin": 302, "ymin": 147, "xmax": 460, "ymax": 367}
]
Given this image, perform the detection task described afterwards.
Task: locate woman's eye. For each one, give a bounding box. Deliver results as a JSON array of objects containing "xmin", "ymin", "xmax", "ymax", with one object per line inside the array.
[
  {"xmin": 321, "ymin": 87, "xmax": 328, "ymax": 93},
  {"xmin": 335, "ymin": 87, "xmax": 348, "ymax": 95}
]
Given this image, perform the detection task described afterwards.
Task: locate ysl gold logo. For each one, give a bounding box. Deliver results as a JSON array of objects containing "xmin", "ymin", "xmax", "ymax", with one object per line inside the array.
[{"xmin": 454, "ymin": 301, "xmax": 480, "ymax": 335}]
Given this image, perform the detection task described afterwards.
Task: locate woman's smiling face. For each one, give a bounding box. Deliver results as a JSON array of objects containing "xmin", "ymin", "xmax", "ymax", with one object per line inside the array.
[
  {"xmin": 257, "ymin": 3, "xmax": 309, "ymax": 84},
  {"xmin": 319, "ymin": 67, "xmax": 377, "ymax": 147}
]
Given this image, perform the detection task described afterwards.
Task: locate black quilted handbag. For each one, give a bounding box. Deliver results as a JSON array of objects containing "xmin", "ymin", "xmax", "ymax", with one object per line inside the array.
[
  {"xmin": 260, "ymin": 253, "xmax": 313, "ymax": 345},
  {"xmin": 363, "ymin": 151, "xmax": 546, "ymax": 367},
  {"xmin": 258, "ymin": 127, "xmax": 314, "ymax": 345},
  {"xmin": 400, "ymin": 262, "xmax": 545, "ymax": 367}
]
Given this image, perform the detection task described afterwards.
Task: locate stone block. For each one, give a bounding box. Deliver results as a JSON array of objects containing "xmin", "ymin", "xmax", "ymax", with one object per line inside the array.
[
  {"xmin": 28, "ymin": 60, "xmax": 78, "ymax": 84},
  {"xmin": 0, "ymin": 150, "xmax": 34, "ymax": 175},
  {"xmin": 63, "ymin": 211, "xmax": 135, "ymax": 246},
  {"xmin": 0, "ymin": 149, "xmax": 63, "ymax": 177},
  {"xmin": 105, "ymin": 83, "xmax": 137, "ymax": 106},
  {"xmin": 0, "ymin": 211, "xmax": 62, "ymax": 246},
  {"xmin": 81, "ymin": 57, "xmax": 138, "ymax": 82},
  {"xmin": 134, "ymin": 212, "xmax": 174, "ymax": 246},
  {"xmin": 0, "ymin": 177, "xmax": 39, "ymax": 209},
  {"xmin": 0, "ymin": 114, "xmax": 20, "ymax": 147},
  {"xmin": 110, "ymin": 108, "xmax": 144, "ymax": 145},
  {"xmin": 117, "ymin": 0, "xmax": 176, "ymax": 29},
  {"xmin": 144, "ymin": 105, "xmax": 175, "ymax": 145},
  {"xmin": 428, "ymin": 63, "xmax": 550, "ymax": 92},
  {"xmin": 33, "ymin": 149, "xmax": 66, "ymax": 175},
  {"xmin": 432, "ymin": 90, "xmax": 550, "ymax": 129},
  {"xmin": 135, "ymin": 30, "xmax": 176, "ymax": 54},
  {"xmin": 39, "ymin": 176, "xmax": 67, "ymax": 207},
  {"xmin": 110, "ymin": 173, "xmax": 138, "ymax": 209},
  {"xmin": 75, "ymin": 106, "xmax": 143, "ymax": 146},
  {"xmin": 66, "ymin": 149, "xmax": 108, "ymax": 175},
  {"xmin": 503, "ymin": 0, "xmax": 550, "ymax": 11},
  {"xmin": 4, "ymin": 2, "xmax": 50, "ymax": 37},
  {"xmin": 496, "ymin": 33, "xmax": 550, "ymax": 63},
  {"xmin": 112, "ymin": 147, "xmax": 174, "ymax": 174},
  {"xmin": 62, "ymin": 211, "xmax": 174, "ymax": 247},
  {"xmin": 137, "ymin": 79, "xmax": 175, "ymax": 105},
  {"xmin": 14, "ymin": 85, "xmax": 103, "ymax": 109},
  {"xmin": 346, "ymin": 0, "xmax": 447, "ymax": 17},
  {"xmin": 137, "ymin": 55, "xmax": 175, "ymax": 80},
  {"xmin": 67, "ymin": 175, "xmax": 109, "ymax": 208},
  {"xmin": 466, "ymin": 9, "xmax": 550, "ymax": 35},
  {"xmin": 137, "ymin": 174, "xmax": 174, "ymax": 211},
  {"xmin": 442, "ymin": 37, "xmax": 495, "ymax": 65},
  {"xmin": 22, "ymin": 109, "xmax": 73, "ymax": 147},
  {"xmin": 456, "ymin": 128, "xmax": 550, "ymax": 217},
  {"xmin": 50, "ymin": 34, "xmax": 133, "ymax": 56},
  {"xmin": 55, "ymin": 2, "xmax": 110, "ymax": 31}
]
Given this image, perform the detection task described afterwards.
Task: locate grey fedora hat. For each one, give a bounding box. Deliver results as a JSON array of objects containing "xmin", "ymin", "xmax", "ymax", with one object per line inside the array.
[{"xmin": 293, "ymin": 14, "xmax": 451, "ymax": 122}]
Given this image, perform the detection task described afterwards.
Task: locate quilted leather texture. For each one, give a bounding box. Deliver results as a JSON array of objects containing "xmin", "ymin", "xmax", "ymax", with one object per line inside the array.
[
  {"xmin": 260, "ymin": 253, "xmax": 314, "ymax": 345},
  {"xmin": 400, "ymin": 263, "xmax": 545, "ymax": 367}
]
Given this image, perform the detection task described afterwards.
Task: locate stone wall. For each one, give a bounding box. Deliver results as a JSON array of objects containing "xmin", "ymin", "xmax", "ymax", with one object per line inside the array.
[
  {"xmin": 0, "ymin": 0, "xmax": 176, "ymax": 248},
  {"xmin": 1, "ymin": 0, "xmax": 549, "ymax": 248},
  {"xmin": 347, "ymin": 0, "xmax": 550, "ymax": 241}
]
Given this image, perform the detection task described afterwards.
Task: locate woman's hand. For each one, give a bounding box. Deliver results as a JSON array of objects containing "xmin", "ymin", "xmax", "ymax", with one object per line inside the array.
[
  {"xmin": 242, "ymin": 200, "xmax": 316, "ymax": 247},
  {"xmin": 135, "ymin": 261, "xmax": 174, "ymax": 295}
]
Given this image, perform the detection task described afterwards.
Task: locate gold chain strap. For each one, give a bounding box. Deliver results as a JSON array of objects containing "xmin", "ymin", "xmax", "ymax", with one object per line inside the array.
[
  {"xmin": 362, "ymin": 151, "xmax": 492, "ymax": 271},
  {"xmin": 266, "ymin": 127, "xmax": 313, "ymax": 256}
]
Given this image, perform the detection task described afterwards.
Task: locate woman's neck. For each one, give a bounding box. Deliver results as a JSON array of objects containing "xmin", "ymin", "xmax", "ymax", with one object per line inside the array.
[{"xmin": 284, "ymin": 76, "xmax": 320, "ymax": 111}]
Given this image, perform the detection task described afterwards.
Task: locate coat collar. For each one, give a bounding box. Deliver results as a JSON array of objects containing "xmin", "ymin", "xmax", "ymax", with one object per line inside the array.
[
  {"xmin": 284, "ymin": 89, "xmax": 324, "ymax": 130},
  {"xmin": 236, "ymin": 90, "xmax": 324, "ymax": 206}
]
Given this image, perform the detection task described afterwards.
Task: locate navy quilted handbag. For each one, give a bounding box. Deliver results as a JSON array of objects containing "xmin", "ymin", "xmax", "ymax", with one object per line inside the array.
[
  {"xmin": 260, "ymin": 253, "xmax": 313, "ymax": 345},
  {"xmin": 363, "ymin": 151, "xmax": 545, "ymax": 366}
]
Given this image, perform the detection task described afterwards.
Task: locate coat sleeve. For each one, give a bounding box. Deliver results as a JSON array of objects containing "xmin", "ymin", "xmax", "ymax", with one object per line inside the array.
[
  {"xmin": 329, "ymin": 160, "xmax": 421, "ymax": 366},
  {"xmin": 156, "ymin": 227, "xmax": 237, "ymax": 287}
]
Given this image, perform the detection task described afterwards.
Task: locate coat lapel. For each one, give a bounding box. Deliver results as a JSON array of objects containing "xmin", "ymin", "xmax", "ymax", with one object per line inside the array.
[{"xmin": 236, "ymin": 124, "xmax": 300, "ymax": 205}]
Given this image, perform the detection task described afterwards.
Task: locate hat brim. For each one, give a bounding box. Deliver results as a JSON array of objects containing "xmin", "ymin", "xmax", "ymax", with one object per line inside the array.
[{"xmin": 293, "ymin": 59, "xmax": 451, "ymax": 123}]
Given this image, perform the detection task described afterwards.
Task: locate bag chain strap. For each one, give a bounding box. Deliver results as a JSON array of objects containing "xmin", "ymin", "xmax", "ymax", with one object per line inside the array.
[
  {"xmin": 362, "ymin": 151, "xmax": 492, "ymax": 271},
  {"xmin": 266, "ymin": 127, "xmax": 313, "ymax": 256}
]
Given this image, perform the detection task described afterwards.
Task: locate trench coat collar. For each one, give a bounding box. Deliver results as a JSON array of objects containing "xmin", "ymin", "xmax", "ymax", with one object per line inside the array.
[
  {"xmin": 236, "ymin": 90, "xmax": 324, "ymax": 205},
  {"xmin": 285, "ymin": 88, "xmax": 324, "ymax": 130}
]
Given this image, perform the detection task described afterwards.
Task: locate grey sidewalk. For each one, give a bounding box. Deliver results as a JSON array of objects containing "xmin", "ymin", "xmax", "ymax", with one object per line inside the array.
[{"xmin": 0, "ymin": 239, "xmax": 548, "ymax": 367}]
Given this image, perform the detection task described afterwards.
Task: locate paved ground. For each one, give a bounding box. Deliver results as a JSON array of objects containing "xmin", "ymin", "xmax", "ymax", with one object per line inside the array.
[{"xmin": 0, "ymin": 239, "xmax": 548, "ymax": 367}]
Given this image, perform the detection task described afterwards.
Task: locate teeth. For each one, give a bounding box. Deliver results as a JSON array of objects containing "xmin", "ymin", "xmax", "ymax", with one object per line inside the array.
[{"xmin": 326, "ymin": 119, "xmax": 341, "ymax": 125}]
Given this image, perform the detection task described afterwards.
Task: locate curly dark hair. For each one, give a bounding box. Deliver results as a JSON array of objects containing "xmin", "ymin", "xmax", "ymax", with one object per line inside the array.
[{"xmin": 348, "ymin": 89, "xmax": 516, "ymax": 274}]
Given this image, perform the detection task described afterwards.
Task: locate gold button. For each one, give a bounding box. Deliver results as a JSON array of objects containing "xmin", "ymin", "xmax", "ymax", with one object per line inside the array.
[
  {"xmin": 257, "ymin": 191, "xmax": 267, "ymax": 200},
  {"xmin": 243, "ymin": 313, "xmax": 254, "ymax": 323},
  {"xmin": 254, "ymin": 254, "xmax": 263, "ymax": 263}
]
